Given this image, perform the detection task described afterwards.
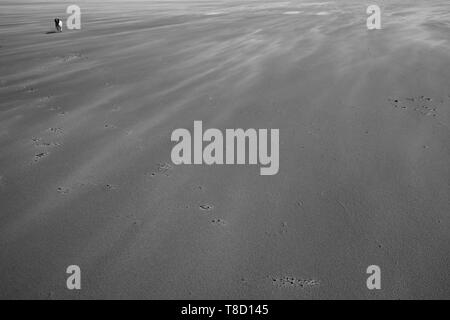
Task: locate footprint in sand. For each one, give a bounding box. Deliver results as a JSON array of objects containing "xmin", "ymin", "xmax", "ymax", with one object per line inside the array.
[
  {"xmin": 389, "ymin": 96, "xmax": 438, "ymax": 117},
  {"xmin": 31, "ymin": 137, "xmax": 60, "ymax": 148},
  {"xmin": 199, "ymin": 204, "xmax": 214, "ymax": 211},
  {"xmin": 158, "ymin": 162, "xmax": 173, "ymax": 175},
  {"xmin": 211, "ymin": 218, "xmax": 227, "ymax": 226},
  {"xmin": 412, "ymin": 105, "xmax": 437, "ymax": 117},
  {"xmin": 271, "ymin": 276, "xmax": 320, "ymax": 289},
  {"xmin": 47, "ymin": 127, "xmax": 63, "ymax": 135},
  {"xmin": 131, "ymin": 219, "xmax": 144, "ymax": 228},
  {"xmin": 103, "ymin": 184, "xmax": 118, "ymax": 191},
  {"xmin": 104, "ymin": 123, "xmax": 117, "ymax": 129},
  {"xmin": 147, "ymin": 162, "xmax": 173, "ymax": 178},
  {"xmin": 197, "ymin": 204, "xmax": 228, "ymax": 227},
  {"xmin": 34, "ymin": 152, "xmax": 49, "ymax": 162},
  {"xmin": 57, "ymin": 187, "xmax": 70, "ymax": 195},
  {"xmin": 56, "ymin": 181, "xmax": 99, "ymax": 195},
  {"xmin": 240, "ymin": 277, "xmax": 250, "ymax": 286}
]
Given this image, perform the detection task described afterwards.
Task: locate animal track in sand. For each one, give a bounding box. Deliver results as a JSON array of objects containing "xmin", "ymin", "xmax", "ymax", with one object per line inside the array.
[
  {"xmin": 197, "ymin": 204, "xmax": 228, "ymax": 227},
  {"xmin": 47, "ymin": 127, "xmax": 63, "ymax": 135},
  {"xmin": 271, "ymin": 276, "xmax": 320, "ymax": 289},
  {"xmin": 193, "ymin": 185, "xmax": 205, "ymax": 192},
  {"xmin": 57, "ymin": 186, "xmax": 70, "ymax": 195},
  {"xmin": 56, "ymin": 181, "xmax": 101, "ymax": 195},
  {"xmin": 33, "ymin": 152, "xmax": 49, "ymax": 162},
  {"xmin": 389, "ymin": 96, "xmax": 438, "ymax": 117},
  {"xmin": 389, "ymin": 95, "xmax": 450, "ymax": 130},
  {"xmin": 211, "ymin": 218, "xmax": 227, "ymax": 226},
  {"xmin": 199, "ymin": 204, "xmax": 214, "ymax": 211},
  {"xmin": 103, "ymin": 184, "xmax": 118, "ymax": 191},
  {"xmin": 157, "ymin": 162, "xmax": 173, "ymax": 175},
  {"xmin": 132, "ymin": 219, "xmax": 144, "ymax": 228},
  {"xmin": 31, "ymin": 137, "xmax": 61, "ymax": 148},
  {"xmin": 147, "ymin": 162, "xmax": 173, "ymax": 178}
]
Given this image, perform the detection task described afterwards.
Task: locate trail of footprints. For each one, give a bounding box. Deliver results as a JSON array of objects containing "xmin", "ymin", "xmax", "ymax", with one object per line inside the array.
[
  {"xmin": 56, "ymin": 181, "xmax": 119, "ymax": 196},
  {"xmin": 189, "ymin": 185, "xmax": 228, "ymax": 227},
  {"xmin": 23, "ymin": 48, "xmax": 154, "ymax": 168},
  {"xmin": 270, "ymin": 276, "xmax": 320, "ymax": 289},
  {"xmin": 145, "ymin": 162, "xmax": 173, "ymax": 179},
  {"xmin": 24, "ymin": 52, "xmax": 325, "ymax": 291},
  {"xmin": 31, "ymin": 128, "xmax": 63, "ymax": 163},
  {"xmin": 388, "ymin": 95, "xmax": 449, "ymax": 127},
  {"xmin": 198, "ymin": 202, "xmax": 228, "ymax": 227}
]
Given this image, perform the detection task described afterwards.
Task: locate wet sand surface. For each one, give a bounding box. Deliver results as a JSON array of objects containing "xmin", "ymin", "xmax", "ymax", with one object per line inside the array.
[{"xmin": 0, "ymin": 0, "xmax": 449, "ymax": 299}]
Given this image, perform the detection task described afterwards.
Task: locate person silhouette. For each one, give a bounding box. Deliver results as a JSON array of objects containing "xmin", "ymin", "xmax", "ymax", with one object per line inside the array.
[{"xmin": 54, "ymin": 18, "xmax": 62, "ymax": 32}]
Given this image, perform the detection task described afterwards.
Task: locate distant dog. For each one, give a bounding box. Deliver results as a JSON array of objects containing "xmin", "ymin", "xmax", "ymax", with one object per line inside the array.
[{"xmin": 54, "ymin": 18, "xmax": 62, "ymax": 32}]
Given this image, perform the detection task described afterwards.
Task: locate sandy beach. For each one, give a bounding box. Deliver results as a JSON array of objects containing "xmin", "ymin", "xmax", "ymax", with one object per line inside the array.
[{"xmin": 0, "ymin": 0, "xmax": 449, "ymax": 299}]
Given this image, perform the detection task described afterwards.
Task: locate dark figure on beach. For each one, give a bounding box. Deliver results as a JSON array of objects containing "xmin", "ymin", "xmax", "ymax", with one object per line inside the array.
[{"xmin": 54, "ymin": 18, "xmax": 62, "ymax": 32}]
